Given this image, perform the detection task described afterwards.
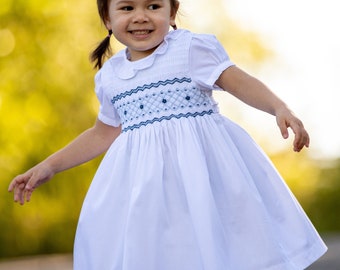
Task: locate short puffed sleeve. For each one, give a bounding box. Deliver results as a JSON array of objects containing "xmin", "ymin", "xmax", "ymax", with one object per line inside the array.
[
  {"xmin": 189, "ymin": 34, "xmax": 234, "ymax": 90},
  {"xmin": 94, "ymin": 70, "xmax": 121, "ymax": 127}
]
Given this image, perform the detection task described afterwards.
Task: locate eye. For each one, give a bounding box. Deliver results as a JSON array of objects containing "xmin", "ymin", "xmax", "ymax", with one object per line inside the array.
[
  {"xmin": 148, "ymin": 4, "xmax": 161, "ymax": 10},
  {"xmin": 121, "ymin": 6, "xmax": 133, "ymax": 11}
]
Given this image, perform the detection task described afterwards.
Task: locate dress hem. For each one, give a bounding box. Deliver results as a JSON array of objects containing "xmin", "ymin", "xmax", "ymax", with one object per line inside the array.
[{"xmin": 266, "ymin": 240, "xmax": 327, "ymax": 270}]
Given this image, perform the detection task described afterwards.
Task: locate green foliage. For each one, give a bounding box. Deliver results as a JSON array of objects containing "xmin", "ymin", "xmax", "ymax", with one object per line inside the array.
[
  {"xmin": 305, "ymin": 159, "xmax": 340, "ymax": 231},
  {"xmin": 0, "ymin": 0, "xmax": 104, "ymax": 258},
  {"xmin": 270, "ymin": 153, "xmax": 340, "ymax": 233}
]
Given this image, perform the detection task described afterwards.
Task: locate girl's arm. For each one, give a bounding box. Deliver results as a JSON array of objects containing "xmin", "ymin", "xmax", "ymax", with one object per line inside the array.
[
  {"xmin": 8, "ymin": 119, "xmax": 121, "ymax": 205},
  {"xmin": 216, "ymin": 65, "xmax": 310, "ymax": 152}
]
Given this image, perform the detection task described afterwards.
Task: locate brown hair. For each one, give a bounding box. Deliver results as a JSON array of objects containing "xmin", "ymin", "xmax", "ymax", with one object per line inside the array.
[{"xmin": 90, "ymin": 0, "xmax": 180, "ymax": 69}]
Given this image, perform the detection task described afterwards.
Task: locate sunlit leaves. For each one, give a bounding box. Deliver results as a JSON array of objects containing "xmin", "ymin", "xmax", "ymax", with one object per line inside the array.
[{"xmin": 0, "ymin": 0, "xmax": 100, "ymax": 257}]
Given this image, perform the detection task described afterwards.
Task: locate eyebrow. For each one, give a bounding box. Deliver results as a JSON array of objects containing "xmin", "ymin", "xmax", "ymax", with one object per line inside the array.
[
  {"xmin": 115, "ymin": 0, "xmax": 133, "ymax": 5},
  {"xmin": 115, "ymin": 0, "xmax": 164, "ymax": 5}
]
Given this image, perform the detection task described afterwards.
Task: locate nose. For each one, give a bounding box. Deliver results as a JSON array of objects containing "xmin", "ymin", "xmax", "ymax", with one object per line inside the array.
[{"xmin": 132, "ymin": 9, "xmax": 149, "ymax": 23}]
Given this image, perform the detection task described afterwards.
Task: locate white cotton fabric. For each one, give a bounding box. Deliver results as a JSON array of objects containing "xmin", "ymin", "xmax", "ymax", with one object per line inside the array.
[{"xmin": 74, "ymin": 30, "xmax": 327, "ymax": 270}]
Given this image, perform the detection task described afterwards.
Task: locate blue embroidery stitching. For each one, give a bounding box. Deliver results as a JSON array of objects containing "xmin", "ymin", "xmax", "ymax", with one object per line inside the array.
[
  {"xmin": 111, "ymin": 77, "xmax": 192, "ymax": 104},
  {"xmin": 122, "ymin": 110, "xmax": 214, "ymax": 132},
  {"xmin": 117, "ymin": 84, "xmax": 211, "ymax": 125}
]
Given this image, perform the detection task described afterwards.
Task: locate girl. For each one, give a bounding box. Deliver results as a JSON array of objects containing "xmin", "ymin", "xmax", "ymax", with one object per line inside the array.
[{"xmin": 9, "ymin": 0, "xmax": 327, "ymax": 269}]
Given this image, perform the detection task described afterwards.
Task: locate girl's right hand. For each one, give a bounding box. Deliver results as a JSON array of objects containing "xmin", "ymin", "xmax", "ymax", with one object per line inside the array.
[{"xmin": 8, "ymin": 162, "xmax": 55, "ymax": 205}]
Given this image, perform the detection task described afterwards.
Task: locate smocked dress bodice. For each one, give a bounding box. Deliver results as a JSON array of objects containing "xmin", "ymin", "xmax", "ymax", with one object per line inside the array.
[{"xmin": 95, "ymin": 30, "xmax": 234, "ymax": 132}]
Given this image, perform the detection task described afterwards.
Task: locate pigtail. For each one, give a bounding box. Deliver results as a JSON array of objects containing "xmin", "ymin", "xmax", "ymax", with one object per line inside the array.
[{"xmin": 90, "ymin": 30, "xmax": 113, "ymax": 69}]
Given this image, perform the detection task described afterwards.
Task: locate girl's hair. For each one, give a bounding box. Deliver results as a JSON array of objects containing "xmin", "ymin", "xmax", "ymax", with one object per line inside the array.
[{"xmin": 90, "ymin": 0, "xmax": 180, "ymax": 69}]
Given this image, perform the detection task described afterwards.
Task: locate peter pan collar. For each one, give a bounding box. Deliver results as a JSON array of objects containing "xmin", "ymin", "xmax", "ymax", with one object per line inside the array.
[{"xmin": 109, "ymin": 29, "xmax": 185, "ymax": 80}]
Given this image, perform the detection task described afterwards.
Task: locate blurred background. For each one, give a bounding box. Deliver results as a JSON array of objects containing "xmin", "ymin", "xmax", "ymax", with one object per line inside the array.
[{"xmin": 1, "ymin": 0, "xmax": 339, "ymax": 268}]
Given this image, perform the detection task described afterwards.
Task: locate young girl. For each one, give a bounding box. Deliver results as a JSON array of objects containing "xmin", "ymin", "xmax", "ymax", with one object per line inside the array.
[{"xmin": 9, "ymin": 0, "xmax": 327, "ymax": 269}]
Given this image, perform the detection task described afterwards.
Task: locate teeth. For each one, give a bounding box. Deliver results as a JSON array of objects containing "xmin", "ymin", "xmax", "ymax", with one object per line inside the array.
[{"xmin": 132, "ymin": 30, "xmax": 150, "ymax": 35}]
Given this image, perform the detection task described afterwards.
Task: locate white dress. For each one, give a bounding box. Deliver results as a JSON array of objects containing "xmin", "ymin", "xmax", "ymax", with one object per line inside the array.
[{"xmin": 74, "ymin": 29, "xmax": 327, "ymax": 270}]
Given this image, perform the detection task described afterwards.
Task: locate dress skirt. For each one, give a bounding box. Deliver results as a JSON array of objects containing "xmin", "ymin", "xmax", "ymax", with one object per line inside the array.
[{"xmin": 73, "ymin": 113, "xmax": 327, "ymax": 270}]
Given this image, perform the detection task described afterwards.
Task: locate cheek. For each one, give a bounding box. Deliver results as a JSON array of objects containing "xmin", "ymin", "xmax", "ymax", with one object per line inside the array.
[
  {"xmin": 156, "ymin": 16, "xmax": 171, "ymax": 26},
  {"xmin": 110, "ymin": 18, "xmax": 125, "ymax": 33}
]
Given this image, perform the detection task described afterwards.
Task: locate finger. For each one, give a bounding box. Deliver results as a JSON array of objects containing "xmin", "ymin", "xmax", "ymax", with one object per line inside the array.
[
  {"xmin": 277, "ymin": 119, "xmax": 289, "ymax": 139},
  {"xmin": 292, "ymin": 126, "xmax": 301, "ymax": 150},
  {"xmin": 306, "ymin": 133, "xmax": 310, "ymax": 148},
  {"xmin": 8, "ymin": 176, "xmax": 23, "ymax": 192},
  {"xmin": 10, "ymin": 179, "xmax": 25, "ymax": 203},
  {"xmin": 9, "ymin": 173, "xmax": 31, "ymax": 192},
  {"xmin": 14, "ymin": 183, "xmax": 26, "ymax": 205},
  {"xmin": 292, "ymin": 126, "xmax": 309, "ymax": 152},
  {"xmin": 293, "ymin": 137, "xmax": 302, "ymax": 152},
  {"xmin": 293, "ymin": 131, "xmax": 304, "ymax": 152},
  {"xmin": 24, "ymin": 172, "xmax": 41, "ymax": 202},
  {"xmin": 24, "ymin": 185, "xmax": 35, "ymax": 202},
  {"xmin": 294, "ymin": 140, "xmax": 306, "ymax": 152},
  {"xmin": 296, "ymin": 132, "xmax": 310, "ymax": 152},
  {"xmin": 9, "ymin": 174, "xmax": 32, "ymax": 204}
]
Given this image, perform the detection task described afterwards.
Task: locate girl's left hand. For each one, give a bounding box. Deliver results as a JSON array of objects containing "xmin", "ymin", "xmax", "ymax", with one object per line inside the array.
[{"xmin": 275, "ymin": 108, "xmax": 310, "ymax": 152}]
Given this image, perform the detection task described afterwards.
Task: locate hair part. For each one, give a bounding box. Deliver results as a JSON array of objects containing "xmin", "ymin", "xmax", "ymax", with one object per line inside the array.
[{"xmin": 90, "ymin": 0, "xmax": 180, "ymax": 69}]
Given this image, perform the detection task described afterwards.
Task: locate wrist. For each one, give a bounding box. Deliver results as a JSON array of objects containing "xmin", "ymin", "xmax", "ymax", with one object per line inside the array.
[
  {"xmin": 273, "ymin": 102, "xmax": 290, "ymax": 117},
  {"xmin": 43, "ymin": 155, "xmax": 62, "ymax": 175}
]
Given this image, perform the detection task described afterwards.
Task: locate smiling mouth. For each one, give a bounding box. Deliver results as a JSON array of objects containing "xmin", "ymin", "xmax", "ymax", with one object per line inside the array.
[{"xmin": 129, "ymin": 30, "xmax": 153, "ymax": 35}]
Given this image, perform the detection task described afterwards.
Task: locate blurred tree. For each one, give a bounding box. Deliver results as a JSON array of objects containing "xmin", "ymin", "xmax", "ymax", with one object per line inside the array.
[
  {"xmin": 306, "ymin": 159, "xmax": 340, "ymax": 231},
  {"xmin": 0, "ymin": 0, "xmax": 105, "ymax": 257},
  {"xmin": 270, "ymin": 151, "xmax": 321, "ymax": 204},
  {"xmin": 269, "ymin": 153, "xmax": 340, "ymax": 232}
]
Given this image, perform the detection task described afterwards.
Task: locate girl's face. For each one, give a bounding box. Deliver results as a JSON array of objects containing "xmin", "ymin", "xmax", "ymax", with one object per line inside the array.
[{"xmin": 105, "ymin": 0, "xmax": 178, "ymax": 61}]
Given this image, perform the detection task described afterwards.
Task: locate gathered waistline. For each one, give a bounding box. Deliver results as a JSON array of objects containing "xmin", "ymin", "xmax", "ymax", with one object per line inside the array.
[{"xmin": 122, "ymin": 109, "xmax": 214, "ymax": 132}]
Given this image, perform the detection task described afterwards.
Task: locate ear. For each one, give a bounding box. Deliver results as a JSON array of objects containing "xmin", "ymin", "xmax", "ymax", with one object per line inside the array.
[
  {"xmin": 99, "ymin": 1, "xmax": 112, "ymax": 31},
  {"xmin": 170, "ymin": 1, "xmax": 180, "ymax": 27},
  {"xmin": 104, "ymin": 19, "xmax": 111, "ymax": 31}
]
